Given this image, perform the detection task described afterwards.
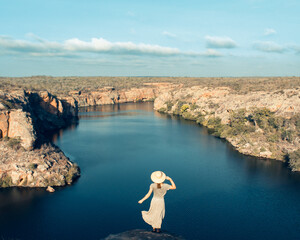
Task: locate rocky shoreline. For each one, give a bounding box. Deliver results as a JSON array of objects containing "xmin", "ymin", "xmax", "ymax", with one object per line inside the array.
[{"xmin": 154, "ymin": 86, "xmax": 300, "ymax": 171}]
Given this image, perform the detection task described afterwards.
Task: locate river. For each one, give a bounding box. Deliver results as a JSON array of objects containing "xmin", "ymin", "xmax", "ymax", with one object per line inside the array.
[{"xmin": 0, "ymin": 102, "xmax": 300, "ymax": 240}]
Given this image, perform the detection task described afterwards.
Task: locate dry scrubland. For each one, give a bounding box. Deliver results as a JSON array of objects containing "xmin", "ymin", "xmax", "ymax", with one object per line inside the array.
[{"xmin": 0, "ymin": 76, "xmax": 299, "ymax": 95}]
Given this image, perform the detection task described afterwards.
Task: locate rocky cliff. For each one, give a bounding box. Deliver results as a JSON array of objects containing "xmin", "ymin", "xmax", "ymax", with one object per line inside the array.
[
  {"xmin": 67, "ymin": 83, "xmax": 178, "ymax": 107},
  {"xmin": 0, "ymin": 90, "xmax": 80, "ymax": 188},
  {"xmin": 154, "ymin": 86, "xmax": 300, "ymax": 171}
]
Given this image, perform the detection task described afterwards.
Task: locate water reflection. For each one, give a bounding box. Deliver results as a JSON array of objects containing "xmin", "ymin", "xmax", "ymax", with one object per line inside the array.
[
  {"xmin": 0, "ymin": 188, "xmax": 46, "ymax": 213},
  {"xmin": 225, "ymin": 142, "xmax": 300, "ymax": 187},
  {"xmin": 79, "ymin": 102, "xmax": 154, "ymax": 114}
]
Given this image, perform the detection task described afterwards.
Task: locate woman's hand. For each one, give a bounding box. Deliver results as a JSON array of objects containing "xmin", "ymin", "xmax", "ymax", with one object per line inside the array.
[
  {"xmin": 138, "ymin": 200, "xmax": 143, "ymax": 204},
  {"xmin": 166, "ymin": 176, "xmax": 176, "ymax": 190}
]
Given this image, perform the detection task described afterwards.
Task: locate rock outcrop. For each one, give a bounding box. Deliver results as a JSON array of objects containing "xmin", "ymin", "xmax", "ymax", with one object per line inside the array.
[
  {"xmin": 0, "ymin": 142, "xmax": 79, "ymax": 187},
  {"xmin": 69, "ymin": 83, "xmax": 178, "ymax": 107},
  {"xmin": 7, "ymin": 110, "xmax": 36, "ymax": 150},
  {"xmin": 103, "ymin": 229, "xmax": 184, "ymax": 240},
  {"xmin": 154, "ymin": 87, "xmax": 300, "ymax": 171},
  {"xmin": 0, "ymin": 90, "xmax": 80, "ymax": 188}
]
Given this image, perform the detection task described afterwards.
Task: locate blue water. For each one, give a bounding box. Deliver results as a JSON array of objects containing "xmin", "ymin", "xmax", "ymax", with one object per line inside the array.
[{"xmin": 1, "ymin": 102, "xmax": 300, "ymax": 240}]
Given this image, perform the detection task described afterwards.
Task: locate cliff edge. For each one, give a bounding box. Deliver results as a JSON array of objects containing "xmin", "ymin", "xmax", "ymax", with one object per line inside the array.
[{"xmin": 0, "ymin": 90, "xmax": 80, "ymax": 187}]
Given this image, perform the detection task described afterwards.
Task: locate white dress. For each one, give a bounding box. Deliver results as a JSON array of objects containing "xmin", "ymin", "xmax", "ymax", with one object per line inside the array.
[{"xmin": 142, "ymin": 183, "xmax": 171, "ymax": 229}]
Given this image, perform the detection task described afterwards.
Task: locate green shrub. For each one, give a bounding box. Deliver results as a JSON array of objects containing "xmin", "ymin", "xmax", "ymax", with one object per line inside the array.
[
  {"xmin": 166, "ymin": 101, "xmax": 174, "ymax": 111},
  {"xmin": 288, "ymin": 149, "xmax": 300, "ymax": 171},
  {"xmin": 6, "ymin": 137, "xmax": 22, "ymax": 150},
  {"xmin": 267, "ymin": 134, "xmax": 279, "ymax": 143},
  {"xmin": 0, "ymin": 174, "xmax": 12, "ymax": 187},
  {"xmin": 268, "ymin": 116, "xmax": 284, "ymax": 129},
  {"xmin": 281, "ymin": 129, "xmax": 294, "ymax": 142},
  {"xmin": 158, "ymin": 107, "xmax": 167, "ymax": 113},
  {"xmin": 251, "ymin": 108, "xmax": 273, "ymax": 130},
  {"xmin": 182, "ymin": 111, "xmax": 196, "ymax": 120},
  {"xmin": 206, "ymin": 117, "xmax": 226, "ymax": 137},
  {"xmin": 190, "ymin": 103, "xmax": 199, "ymax": 111},
  {"xmin": 196, "ymin": 114, "xmax": 205, "ymax": 125},
  {"xmin": 29, "ymin": 163, "xmax": 38, "ymax": 170},
  {"xmin": 65, "ymin": 164, "xmax": 80, "ymax": 184},
  {"xmin": 180, "ymin": 104, "xmax": 189, "ymax": 113},
  {"xmin": 260, "ymin": 147, "xmax": 266, "ymax": 152},
  {"xmin": 228, "ymin": 109, "xmax": 255, "ymax": 136},
  {"xmin": 174, "ymin": 101, "xmax": 185, "ymax": 115}
]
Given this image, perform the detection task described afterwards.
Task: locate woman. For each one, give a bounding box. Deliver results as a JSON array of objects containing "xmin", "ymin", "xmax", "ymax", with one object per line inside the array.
[{"xmin": 138, "ymin": 171, "xmax": 176, "ymax": 233}]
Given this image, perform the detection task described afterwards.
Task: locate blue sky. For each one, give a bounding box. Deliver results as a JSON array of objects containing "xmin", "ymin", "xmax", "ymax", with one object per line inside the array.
[{"xmin": 0, "ymin": 0, "xmax": 299, "ymax": 77}]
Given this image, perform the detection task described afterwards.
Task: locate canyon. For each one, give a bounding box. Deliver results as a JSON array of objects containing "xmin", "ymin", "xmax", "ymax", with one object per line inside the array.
[{"xmin": 0, "ymin": 78, "xmax": 300, "ymax": 188}]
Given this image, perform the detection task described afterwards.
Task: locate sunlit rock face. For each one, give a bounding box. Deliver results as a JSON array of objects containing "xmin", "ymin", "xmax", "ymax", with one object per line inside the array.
[
  {"xmin": 103, "ymin": 229, "xmax": 185, "ymax": 240},
  {"xmin": 0, "ymin": 90, "xmax": 80, "ymax": 188},
  {"xmin": 7, "ymin": 110, "xmax": 36, "ymax": 150},
  {"xmin": 69, "ymin": 83, "xmax": 179, "ymax": 107}
]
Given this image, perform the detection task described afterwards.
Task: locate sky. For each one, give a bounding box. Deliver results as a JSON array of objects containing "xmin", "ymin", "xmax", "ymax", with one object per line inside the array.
[{"xmin": 0, "ymin": 0, "xmax": 299, "ymax": 77}]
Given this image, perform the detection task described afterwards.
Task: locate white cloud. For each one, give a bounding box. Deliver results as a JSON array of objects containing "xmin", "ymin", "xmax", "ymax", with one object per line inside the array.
[
  {"xmin": 253, "ymin": 41, "xmax": 285, "ymax": 53},
  {"xmin": 205, "ymin": 36, "xmax": 237, "ymax": 49},
  {"xmin": 203, "ymin": 49, "xmax": 223, "ymax": 57},
  {"xmin": 162, "ymin": 31, "xmax": 177, "ymax": 38},
  {"xmin": 63, "ymin": 38, "xmax": 183, "ymax": 56},
  {"xmin": 264, "ymin": 28, "xmax": 276, "ymax": 36},
  {"xmin": 0, "ymin": 35, "xmax": 223, "ymax": 58}
]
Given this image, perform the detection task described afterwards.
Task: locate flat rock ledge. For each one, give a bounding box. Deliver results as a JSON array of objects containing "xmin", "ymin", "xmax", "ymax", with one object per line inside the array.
[
  {"xmin": 103, "ymin": 229, "xmax": 185, "ymax": 240},
  {"xmin": 0, "ymin": 142, "xmax": 80, "ymax": 187}
]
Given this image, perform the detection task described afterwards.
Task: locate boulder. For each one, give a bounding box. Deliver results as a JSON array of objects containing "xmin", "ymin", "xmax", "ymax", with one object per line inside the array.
[{"xmin": 46, "ymin": 186, "xmax": 55, "ymax": 192}]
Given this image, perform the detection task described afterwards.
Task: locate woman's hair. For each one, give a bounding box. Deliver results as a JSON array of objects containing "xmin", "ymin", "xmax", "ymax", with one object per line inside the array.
[{"xmin": 157, "ymin": 183, "xmax": 162, "ymax": 189}]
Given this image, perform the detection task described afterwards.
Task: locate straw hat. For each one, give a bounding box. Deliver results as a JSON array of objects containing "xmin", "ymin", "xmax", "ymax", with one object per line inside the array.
[{"xmin": 151, "ymin": 171, "xmax": 166, "ymax": 183}]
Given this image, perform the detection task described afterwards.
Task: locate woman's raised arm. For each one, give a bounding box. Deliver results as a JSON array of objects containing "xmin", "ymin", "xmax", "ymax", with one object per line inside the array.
[
  {"xmin": 165, "ymin": 176, "xmax": 176, "ymax": 190},
  {"xmin": 138, "ymin": 185, "xmax": 153, "ymax": 204}
]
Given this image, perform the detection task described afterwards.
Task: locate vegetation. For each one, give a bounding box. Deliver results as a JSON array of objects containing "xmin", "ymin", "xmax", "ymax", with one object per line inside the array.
[
  {"xmin": 180, "ymin": 104, "xmax": 189, "ymax": 113},
  {"xmin": 29, "ymin": 163, "xmax": 38, "ymax": 170},
  {"xmin": 4, "ymin": 137, "xmax": 23, "ymax": 150},
  {"xmin": 65, "ymin": 164, "xmax": 80, "ymax": 184},
  {"xmin": 0, "ymin": 76, "xmax": 299, "ymax": 96},
  {"xmin": 0, "ymin": 96, "xmax": 23, "ymax": 110},
  {"xmin": 166, "ymin": 101, "xmax": 173, "ymax": 111},
  {"xmin": 190, "ymin": 103, "xmax": 199, "ymax": 111},
  {"xmin": 158, "ymin": 107, "xmax": 167, "ymax": 113},
  {"xmin": 288, "ymin": 149, "xmax": 300, "ymax": 171},
  {"xmin": 0, "ymin": 174, "xmax": 12, "ymax": 187}
]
